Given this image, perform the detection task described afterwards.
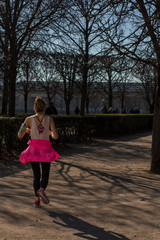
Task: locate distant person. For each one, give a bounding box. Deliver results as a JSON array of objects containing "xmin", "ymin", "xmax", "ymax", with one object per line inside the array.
[
  {"xmin": 45, "ymin": 103, "xmax": 58, "ymax": 115},
  {"xmin": 122, "ymin": 108, "xmax": 126, "ymax": 114},
  {"xmin": 45, "ymin": 105, "xmax": 53, "ymax": 115},
  {"xmin": 114, "ymin": 107, "xmax": 119, "ymax": 113},
  {"xmin": 108, "ymin": 107, "xmax": 113, "ymax": 113},
  {"xmin": 75, "ymin": 106, "xmax": 80, "ymax": 114},
  {"xmin": 52, "ymin": 106, "xmax": 58, "ymax": 115},
  {"xmin": 18, "ymin": 96, "xmax": 60, "ymax": 208},
  {"xmin": 134, "ymin": 107, "xmax": 140, "ymax": 114},
  {"xmin": 129, "ymin": 107, "xmax": 135, "ymax": 114},
  {"xmin": 101, "ymin": 105, "xmax": 108, "ymax": 114}
]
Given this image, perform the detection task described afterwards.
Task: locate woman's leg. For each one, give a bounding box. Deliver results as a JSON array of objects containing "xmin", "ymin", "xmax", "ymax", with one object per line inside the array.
[
  {"xmin": 30, "ymin": 162, "xmax": 41, "ymax": 196},
  {"xmin": 40, "ymin": 162, "xmax": 51, "ymax": 190}
]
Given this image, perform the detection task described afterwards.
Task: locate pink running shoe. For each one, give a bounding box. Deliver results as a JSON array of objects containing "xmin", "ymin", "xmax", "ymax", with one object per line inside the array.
[
  {"xmin": 33, "ymin": 199, "xmax": 40, "ymax": 208},
  {"xmin": 37, "ymin": 189, "xmax": 49, "ymax": 204}
]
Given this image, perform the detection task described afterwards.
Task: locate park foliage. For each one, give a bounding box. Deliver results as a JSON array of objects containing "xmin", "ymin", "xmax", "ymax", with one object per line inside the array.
[{"xmin": 0, "ymin": 114, "xmax": 153, "ymax": 153}]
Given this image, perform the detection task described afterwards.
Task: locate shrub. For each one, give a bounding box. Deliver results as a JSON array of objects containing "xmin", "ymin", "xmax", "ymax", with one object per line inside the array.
[{"xmin": 0, "ymin": 114, "xmax": 153, "ymax": 153}]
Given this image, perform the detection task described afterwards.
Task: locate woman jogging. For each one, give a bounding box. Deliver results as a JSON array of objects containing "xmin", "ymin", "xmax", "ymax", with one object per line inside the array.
[{"xmin": 18, "ymin": 96, "xmax": 60, "ymax": 207}]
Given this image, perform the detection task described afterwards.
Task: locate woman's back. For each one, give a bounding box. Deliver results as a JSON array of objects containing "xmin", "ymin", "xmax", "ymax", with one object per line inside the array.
[{"xmin": 29, "ymin": 115, "xmax": 50, "ymax": 141}]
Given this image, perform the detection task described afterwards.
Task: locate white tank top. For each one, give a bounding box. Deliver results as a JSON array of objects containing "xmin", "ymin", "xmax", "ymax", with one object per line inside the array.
[{"xmin": 29, "ymin": 115, "xmax": 50, "ymax": 141}]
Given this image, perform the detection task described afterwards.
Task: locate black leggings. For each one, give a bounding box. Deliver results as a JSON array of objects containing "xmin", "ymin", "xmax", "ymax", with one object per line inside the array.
[{"xmin": 30, "ymin": 162, "xmax": 51, "ymax": 196}]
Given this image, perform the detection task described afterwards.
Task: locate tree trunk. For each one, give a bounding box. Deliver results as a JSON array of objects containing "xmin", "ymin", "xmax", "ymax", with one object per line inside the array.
[
  {"xmin": 1, "ymin": 71, "xmax": 9, "ymax": 115},
  {"xmin": 24, "ymin": 92, "xmax": 28, "ymax": 113},
  {"xmin": 8, "ymin": 59, "xmax": 17, "ymax": 116},
  {"xmin": 108, "ymin": 85, "xmax": 112, "ymax": 108},
  {"xmin": 46, "ymin": 91, "xmax": 52, "ymax": 106},
  {"xmin": 65, "ymin": 100, "xmax": 70, "ymax": 115},
  {"xmin": 149, "ymin": 103, "xmax": 154, "ymax": 114},
  {"xmin": 80, "ymin": 67, "xmax": 88, "ymax": 116},
  {"xmin": 80, "ymin": 17, "xmax": 89, "ymax": 116},
  {"xmin": 8, "ymin": 76, "xmax": 16, "ymax": 116},
  {"xmin": 121, "ymin": 94, "xmax": 124, "ymax": 111},
  {"xmin": 151, "ymin": 78, "xmax": 160, "ymax": 173},
  {"xmin": 2, "ymin": 13, "xmax": 9, "ymax": 115},
  {"xmin": 86, "ymin": 95, "xmax": 89, "ymax": 114},
  {"xmin": 108, "ymin": 70, "xmax": 112, "ymax": 108},
  {"xmin": 24, "ymin": 63, "xmax": 29, "ymax": 113}
]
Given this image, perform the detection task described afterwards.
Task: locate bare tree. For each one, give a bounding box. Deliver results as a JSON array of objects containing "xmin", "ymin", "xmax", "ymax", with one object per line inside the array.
[
  {"xmin": 99, "ymin": 0, "xmax": 160, "ymax": 173},
  {"xmin": 0, "ymin": 0, "xmax": 63, "ymax": 116},
  {"xmin": 99, "ymin": 57, "xmax": 119, "ymax": 109},
  {"xmin": 85, "ymin": 68, "xmax": 101, "ymax": 113},
  {"xmin": 35, "ymin": 56, "xmax": 58, "ymax": 106},
  {"xmin": 114, "ymin": 57, "xmax": 134, "ymax": 111},
  {"xmin": 74, "ymin": 55, "xmax": 102, "ymax": 113},
  {"xmin": 115, "ymin": 73, "xmax": 130, "ymax": 112},
  {"xmin": 53, "ymin": 0, "xmax": 112, "ymax": 115},
  {"xmin": 53, "ymin": 52, "xmax": 78, "ymax": 115},
  {"xmin": 133, "ymin": 62, "xmax": 157, "ymax": 113},
  {"xmin": 17, "ymin": 52, "xmax": 37, "ymax": 113}
]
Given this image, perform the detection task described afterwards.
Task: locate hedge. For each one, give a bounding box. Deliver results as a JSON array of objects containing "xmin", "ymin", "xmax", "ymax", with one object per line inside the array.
[{"xmin": 0, "ymin": 114, "xmax": 153, "ymax": 153}]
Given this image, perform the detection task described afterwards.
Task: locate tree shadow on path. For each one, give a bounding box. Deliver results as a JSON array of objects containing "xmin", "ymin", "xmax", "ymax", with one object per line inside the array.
[{"xmin": 49, "ymin": 211, "xmax": 130, "ymax": 240}]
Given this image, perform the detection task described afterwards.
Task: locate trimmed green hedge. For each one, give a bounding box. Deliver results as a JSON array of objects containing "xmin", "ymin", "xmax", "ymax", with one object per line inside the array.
[{"xmin": 0, "ymin": 114, "xmax": 153, "ymax": 153}]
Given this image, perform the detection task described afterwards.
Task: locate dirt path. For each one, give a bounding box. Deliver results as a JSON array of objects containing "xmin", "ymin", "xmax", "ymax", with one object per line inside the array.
[{"xmin": 1, "ymin": 132, "xmax": 160, "ymax": 240}]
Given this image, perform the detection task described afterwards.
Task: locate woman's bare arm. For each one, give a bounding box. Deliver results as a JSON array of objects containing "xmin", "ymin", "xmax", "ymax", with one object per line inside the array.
[
  {"xmin": 49, "ymin": 117, "xmax": 59, "ymax": 140},
  {"xmin": 18, "ymin": 118, "xmax": 31, "ymax": 139}
]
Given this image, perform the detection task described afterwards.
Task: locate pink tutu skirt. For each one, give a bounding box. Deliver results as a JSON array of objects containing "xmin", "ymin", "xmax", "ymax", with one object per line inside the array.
[{"xmin": 20, "ymin": 139, "xmax": 60, "ymax": 165}]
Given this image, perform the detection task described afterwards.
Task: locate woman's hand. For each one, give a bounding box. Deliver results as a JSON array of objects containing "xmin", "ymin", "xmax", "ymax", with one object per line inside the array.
[
  {"xmin": 49, "ymin": 130, "xmax": 54, "ymax": 138},
  {"xmin": 26, "ymin": 128, "xmax": 31, "ymax": 134},
  {"xmin": 49, "ymin": 118, "xmax": 59, "ymax": 140},
  {"xmin": 49, "ymin": 130, "xmax": 58, "ymax": 139}
]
